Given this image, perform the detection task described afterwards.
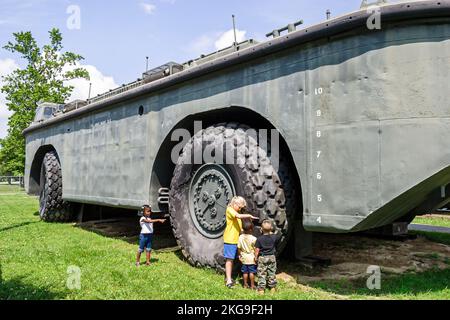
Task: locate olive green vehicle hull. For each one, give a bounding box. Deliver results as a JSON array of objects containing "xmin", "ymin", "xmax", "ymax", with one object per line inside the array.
[{"xmin": 24, "ymin": 1, "xmax": 450, "ymax": 235}]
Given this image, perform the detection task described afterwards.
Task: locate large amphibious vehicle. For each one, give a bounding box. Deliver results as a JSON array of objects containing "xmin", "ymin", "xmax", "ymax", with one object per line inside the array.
[{"xmin": 23, "ymin": 1, "xmax": 450, "ymax": 268}]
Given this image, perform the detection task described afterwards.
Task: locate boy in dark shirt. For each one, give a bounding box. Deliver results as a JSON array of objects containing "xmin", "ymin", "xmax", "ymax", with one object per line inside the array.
[{"xmin": 255, "ymin": 219, "xmax": 281, "ymax": 294}]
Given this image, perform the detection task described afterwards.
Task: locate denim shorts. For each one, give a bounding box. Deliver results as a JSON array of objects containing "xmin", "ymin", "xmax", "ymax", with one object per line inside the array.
[
  {"xmin": 138, "ymin": 233, "xmax": 153, "ymax": 252},
  {"xmin": 241, "ymin": 264, "xmax": 257, "ymax": 274},
  {"xmin": 223, "ymin": 243, "xmax": 238, "ymax": 260}
]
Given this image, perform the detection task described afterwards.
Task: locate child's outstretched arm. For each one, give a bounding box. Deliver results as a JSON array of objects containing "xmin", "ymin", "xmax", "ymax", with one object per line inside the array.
[
  {"xmin": 235, "ymin": 213, "xmax": 258, "ymax": 220},
  {"xmin": 142, "ymin": 218, "xmax": 166, "ymax": 224}
]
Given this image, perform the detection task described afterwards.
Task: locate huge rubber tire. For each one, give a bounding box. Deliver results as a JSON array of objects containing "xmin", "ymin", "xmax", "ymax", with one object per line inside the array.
[
  {"xmin": 39, "ymin": 151, "xmax": 73, "ymax": 222},
  {"xmin": 169, "ymin": 123, "xmax": 298, "ymax": 269}
]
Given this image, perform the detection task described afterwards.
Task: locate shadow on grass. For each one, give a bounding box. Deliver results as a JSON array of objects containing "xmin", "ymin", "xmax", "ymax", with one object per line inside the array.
[
  {"xmin": 137, "ymin": 258, "xmax": 160, "ymax": 264},
  {"xmin": 0, "ymin": 221, "xmax": 39, "ymax": 233},
  {"xmin": 75, "ymin": 224, "xmax": 138, "ymax": 245},
  {"xmin": 0, "ymin": 277, "xmax": 64, "ymax": 300},
  {"xmin": 307, "ymin": 268, "xmax": 450, "ymax": 297},
  {"xmin": 75, "ymin": 219, "xmax": 179, "ymax": 251}
]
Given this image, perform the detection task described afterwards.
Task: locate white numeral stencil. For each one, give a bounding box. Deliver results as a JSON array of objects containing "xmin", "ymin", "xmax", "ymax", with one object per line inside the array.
[
  {"xmin": 316, "ymin": 131, "xmax": 321, "ymax": 138},
  {"xmin": 317, "ymin": 216, "xmax": 322, "ymax": 224},
  {"xmin": 315, "ymin": 87, "xmax": 323, "ymax": 95},
  {"xmin": 317, "ymin": 173, "xmax": 322, "ymax": 180},
  {"xmin": 317, "ymin": 151, "xmax": 322, "ymax": 158},
  {"xmin": 317, "ymin": 194, "xmax": 322, "ymax": 202},
  {"xmin": 316, "ymin": 110, "xmax": 322, "ymax": 117}
]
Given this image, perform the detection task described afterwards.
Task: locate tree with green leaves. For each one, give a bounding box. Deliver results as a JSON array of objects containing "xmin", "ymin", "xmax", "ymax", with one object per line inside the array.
[{"xmin": 0, "ymin": 28, "xmax": 89, "ymax": 175}]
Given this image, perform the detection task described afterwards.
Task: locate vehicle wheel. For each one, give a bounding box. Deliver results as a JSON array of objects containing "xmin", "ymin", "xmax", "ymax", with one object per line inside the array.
[
  {"xmin": 39, "ymin": 151, "xmax": 73, "ymax": 222},
  {"xmin": 169, "ymin": 123, "xmax": 298, "ymax": 269}
]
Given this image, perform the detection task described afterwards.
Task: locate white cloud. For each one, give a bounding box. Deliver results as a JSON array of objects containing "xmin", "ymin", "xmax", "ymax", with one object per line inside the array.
[
  {"xmin": 185, "ymin": 29, "xmax": 247, "ymax": 56},
  {"xmin": 214, "ymin": 29, "xmax": 247, "ymax": 51},
  {"xmin": 186, "ymin": 34, "xmax": 218, "ymax": 56},
  {"xmin": 0, "ymin": 58, "xmax": 19, "ymax": 139},
  {"xmin": 65, "ymin": 64, "xmax": 118, "ymax": 101},
  {"xmin": 140, "ymin": 2, "xmax": 156, "ymax": 15}
]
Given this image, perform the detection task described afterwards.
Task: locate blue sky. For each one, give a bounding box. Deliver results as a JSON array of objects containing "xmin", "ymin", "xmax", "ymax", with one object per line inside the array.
[{"xmin": 0, "ymin": 0, "xmax": 367, "ymax": 138}]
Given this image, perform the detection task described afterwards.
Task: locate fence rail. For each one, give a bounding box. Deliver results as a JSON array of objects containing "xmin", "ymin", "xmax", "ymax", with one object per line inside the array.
[{"xmin": 0, "ymin": 176, "xmax": 24, "ymax": 188}]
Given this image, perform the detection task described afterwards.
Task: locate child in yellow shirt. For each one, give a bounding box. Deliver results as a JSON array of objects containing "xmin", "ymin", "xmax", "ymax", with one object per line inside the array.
[{"xmin": 223, "ymin": 196, "xmax": 258, "ymax": 288}]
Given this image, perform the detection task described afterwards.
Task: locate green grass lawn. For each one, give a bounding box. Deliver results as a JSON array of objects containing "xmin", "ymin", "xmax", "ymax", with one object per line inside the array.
[
  {"xmin": 413, "ymin": 216, "xmax": 450, "ymax": 228},
  {"xmin": 1, "ymin": 187, "xmax": 450, "ymax": 300},
  {"xmin": 0, "ymin": 184, "xmax": 23, "ymax": 194}
]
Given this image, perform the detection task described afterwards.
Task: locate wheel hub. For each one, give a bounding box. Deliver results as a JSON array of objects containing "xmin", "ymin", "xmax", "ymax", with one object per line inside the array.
[{"xmin": 189, "ymin": 164, "xmax": 236, "ymax": 238}]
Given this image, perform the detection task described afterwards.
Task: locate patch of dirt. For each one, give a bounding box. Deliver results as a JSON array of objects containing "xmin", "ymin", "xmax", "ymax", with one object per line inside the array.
[{"xmin": 278, "ymin": 233, "xmax": 450, "ymax": 285}]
